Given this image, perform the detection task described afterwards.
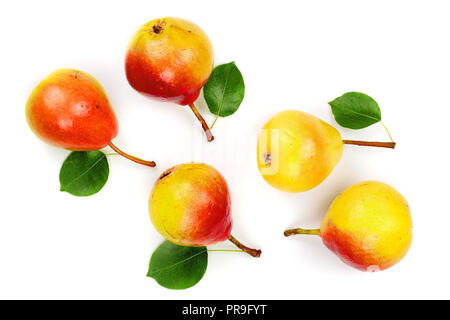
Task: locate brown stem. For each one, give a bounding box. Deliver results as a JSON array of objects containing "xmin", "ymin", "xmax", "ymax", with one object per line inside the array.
[
  {"xmin": 108, "ymin": 142, "xmax": 156, "ymax": 167},
  {"xmin": 228, "ymin": 235, "xmax": 261, "ymax": 258},
  {"xmin": 284, "ymin": 228, "xmax": 321, "ymax": 237},
  {"xmin": 343, "ymin": 140, "xmax": 396, "ymax": 149},
  {"xmin": 189, "ymin": 103, "xmax": 214, "ymax": 142}
]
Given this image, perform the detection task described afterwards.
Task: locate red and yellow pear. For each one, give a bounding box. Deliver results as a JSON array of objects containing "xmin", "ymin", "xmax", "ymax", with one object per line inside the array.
[
  {"xmin": 149, "ymin": 163, "xmax": 261, "ymax": 257},
  {"xmin": 257, "ymin": 110, "xmax": 395, "ymax": 193},
  {"xmin": 284, "ymin": 181, "xmax": 412, "ymax": 271},
  {"xmin": 26, "ymin": 69, "xmax": 155, "ymax": 166},
  {"xmin": 126, "ymin": 17, "xmax": 215, "ymax": 141}
]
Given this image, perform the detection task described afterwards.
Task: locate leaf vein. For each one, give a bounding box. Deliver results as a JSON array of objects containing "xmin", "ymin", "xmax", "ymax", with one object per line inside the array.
[
  {"xmin": 216, "ymin": 63, "xmax": 233, "ymax": 117},
  {"xmin": 61, "ymin": 154, "xmax": 106, "ymax": 190},
  {"xmin": 149, "ymin": 249, "xmax": 207, "ymax": 277},
  {"xmin": 337, "ymin": 106, "xmax": 380, "ymax": 121}
]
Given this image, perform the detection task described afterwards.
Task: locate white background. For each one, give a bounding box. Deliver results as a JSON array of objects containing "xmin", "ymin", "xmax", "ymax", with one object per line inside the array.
[{"xmin": 0, "ymin": 0, "xmax": 449, "ymax": 299}]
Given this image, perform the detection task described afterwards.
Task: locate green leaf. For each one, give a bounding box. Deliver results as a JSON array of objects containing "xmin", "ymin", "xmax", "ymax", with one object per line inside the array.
[
  {"xmin": 329, "ymin": 92, "xmax": 382, "ymax": 129},
  {"xmin": 148, "ymin": 241, "xmax": 208, "ymax": 290},
  {"xmin": 204, "ymin": 62, "xmax": 245, "ymax": 120},
  {"xmin": 59, "ymin": 151, "xmax": 109, "ymax": 197}
]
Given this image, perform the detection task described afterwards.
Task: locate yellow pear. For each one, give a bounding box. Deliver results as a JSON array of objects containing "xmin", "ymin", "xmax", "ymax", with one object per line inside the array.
[
  {"xmin": 257, "ymin": 110, "xmax": 395, "ymax": 193},
  {"xmin": 149, "ymin": 163, "xmax": 262, "ymax": 257},
  {"xmin": 257, "ymin": 110, "xmax": 343, "ymax": 192},
  {"xmin": 285, "ymin": 181, "xmax": 412, "ymax": 271}
]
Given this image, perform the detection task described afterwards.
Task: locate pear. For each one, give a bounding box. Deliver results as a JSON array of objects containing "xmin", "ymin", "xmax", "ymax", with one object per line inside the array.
[
  {"xmin": 149, "ymin": 163, "xmax": 261, "ymax": 257},
  {"xmin": 26, "ymin": 69, "xmax": 118, "ymax": 151},
  {"xmin": 26, "ymin": 69, "xmax": 155, "ymax": 166},
  {"xmin": 126, "ymin": 17, "xmax": 215, "ymax": 141},
  {"xmin": 285, "ymin": 181, "xmax": 412, "ymax": 271},
  {"xmin": 257, "ymin": 110, "xmax": 395, "ymax": 193}
]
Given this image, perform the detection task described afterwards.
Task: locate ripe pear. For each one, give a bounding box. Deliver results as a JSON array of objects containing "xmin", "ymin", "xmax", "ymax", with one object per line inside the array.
[
  {"xmin": 26, "ymin": 69, "xmax": 118, "ymax": 151},
  {"xmin": 285, "ymin": 181, "xmax": 412, "ymax": 271},
  {"xmin": 26, "ymin": 69, "xmax": 155, "ymax": 166},
  {"xmin": 149, "ymin": 163, "xmax": 261, "ymax": 257},
  {"xmin": 257, "ymin": 110, "xmax": 395, "ymax": 193},
  {"xmin": 126, "ymin": 17, "xmax": 215, "ymax": 141}
]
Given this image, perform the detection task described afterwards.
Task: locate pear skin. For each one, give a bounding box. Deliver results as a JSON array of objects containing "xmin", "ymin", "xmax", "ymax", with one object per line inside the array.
[
  {"xmin": 285, "ymin": 181, "xmax": 412, "ymax": 272},
  {"xmin": 26, "ymin": 69, "xmax": 118, "ymax": 151},
  {"xmin": 321, "ymin": 181, "xmax": 412, "ymax": 271},
  {"xmin": 257, "ymin": 110, "xmax": 343, "ymax": 193},
  {"xmin": 149, "ymin": 163, "xmax": 232, "ymax": 247},
  {"xmin": 126, "ymin": 17, "xmax": 214, "ymax": 106},
  {"xmin": 149, "ymin": 163, "xmax": 261, "ymax": 257}
]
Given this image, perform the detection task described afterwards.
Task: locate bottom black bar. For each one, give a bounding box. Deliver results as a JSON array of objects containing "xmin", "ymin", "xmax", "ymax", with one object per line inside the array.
[{"xmin": 0, "ymin": 299, "xmax": 431, "ymax": 318}]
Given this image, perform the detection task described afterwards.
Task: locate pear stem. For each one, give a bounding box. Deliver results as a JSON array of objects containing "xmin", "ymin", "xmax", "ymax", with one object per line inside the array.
[
  {"xmin": 189, "ymin": 103, "xmax": 214, "ymax": 142},
  {"xmin": 108, "ymin": 142, "xmax": 156, "ymax": 167},
  {"xmin": 228, "ymin": 235, "xmax": 261, "ymax": 258},
  {"xmin": 284, "ymin": 228, "xmax": 321, "ymax": 237},
  {"xmin": 343, "ymin": 140, "xmax": 396, "ymax": 149}
]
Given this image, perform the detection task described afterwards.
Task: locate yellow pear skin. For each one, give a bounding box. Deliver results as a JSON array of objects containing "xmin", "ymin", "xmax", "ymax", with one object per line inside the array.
[
  {"xmin": 285, "ymin": 181, "xmax": 412, "ymax": 272},
  {"xmin": 257, "ymin": 110, "xmax": 343, "ymax": 193},
  {"xmin": 320, "ymin": 181, "xmax": 412, "ymax": 271}
]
